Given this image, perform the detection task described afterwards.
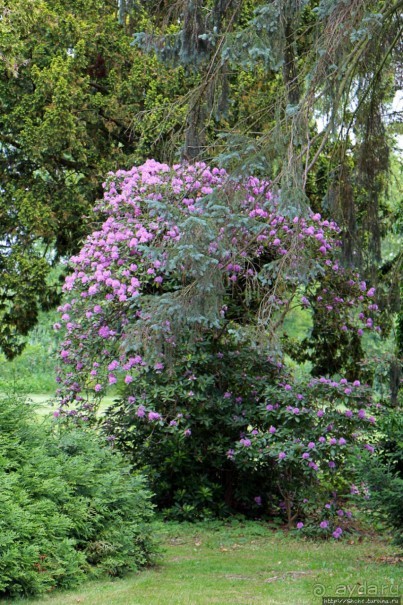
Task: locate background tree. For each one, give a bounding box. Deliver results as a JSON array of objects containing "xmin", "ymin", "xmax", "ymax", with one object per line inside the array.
[
  {"xmin": 1, "ymin": 0, "xmax": 401, "ymax": 396},
  {"xmin": 131, "ymin": 0, "xmax": 402, "ymax": 396},
  {"xmin": 0, "ymin": 0, "xmax": 189, "ymax": 358}
]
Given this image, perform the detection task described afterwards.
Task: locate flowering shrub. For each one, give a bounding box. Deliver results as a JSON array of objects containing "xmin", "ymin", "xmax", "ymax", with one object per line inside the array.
[
  {"xmin": 103, "ymin": 334, "xmax": 285, "ymax": 518},
  {"xmin": 55, "ymin": 160, "xmax": 379, "ymax": 416},
  {"xmin": 55, "ymin": 160, "xmax": 381, "ymax": 526},
  {"xmin": 233, "ymin": 376, "xmax": 379, "ymax": 533}
]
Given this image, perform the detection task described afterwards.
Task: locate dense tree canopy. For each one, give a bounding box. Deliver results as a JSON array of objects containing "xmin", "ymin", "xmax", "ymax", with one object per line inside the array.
[
  {"xmin": 1, "ymin": 0, "xmax": 401, "ymax": 393},
  {"xmin": 132, "ymin": 0, "xmax": 402, "ymax": 378},
  {"xmin": 0, "ymin": 0, "xmax": 190, "ymax": 357}
]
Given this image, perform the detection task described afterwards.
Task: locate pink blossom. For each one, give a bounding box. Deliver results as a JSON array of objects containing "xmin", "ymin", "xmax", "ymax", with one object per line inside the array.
[
  {"xmin": 136, "ymin": 405, "xmax": 145, "ymax": 418},
  {"xmin": 148, "ymin": 411, "xmax": 161, "ymax": 421},
  {"xmin": 56, "ymin": 160, "xmax": 378, "ymax": 433}
]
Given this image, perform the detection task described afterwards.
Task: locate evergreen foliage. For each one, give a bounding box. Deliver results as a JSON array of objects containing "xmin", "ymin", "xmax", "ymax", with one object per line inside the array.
[
  {"xmin": 0, "ymin": 0, "xmax": 190, "ymax": 358},
  {"xmin": 132, "ymin": 0, "xmax": 402, "ymax": 388},
  {"xmin": 358, "ymin": 454, "xmax": 403, "ymax": 547},
  {"xmin": 0, "ymin": 394, "xmax": 157, "ymax": 598}
]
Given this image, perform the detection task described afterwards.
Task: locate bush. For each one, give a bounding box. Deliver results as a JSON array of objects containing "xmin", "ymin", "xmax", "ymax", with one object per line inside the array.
[
  {"xmin": 0, "ymin": 311, "xmax": 62, "ymax": 394},
  {"xmin": 54, "ymin": 160, "xmax": 381, "ymax": 526},
  {"xmin": 355, "ymin": 408, "xmax": 403, "ymax": 547},
  {"xmin": 232, "ymin": 376, "xmax": 379, "ymax": 536},
  {"xmin": 103, "ymin": 342, "xmax": 381, "ymax": 530},
  {"xmin": 0, "ymin": 394, "xmax": 157, "ymax": 598},
  {"xmin": 103, "ymin": 334, "xmax": 285, "ymax": 519},
  {"xmin": 357, "ymin": 454, "xmax": 403, "ymax": 548},
  {"xmin": 0, "ymin": 343, "xmax": 57, "ymax": 393}
]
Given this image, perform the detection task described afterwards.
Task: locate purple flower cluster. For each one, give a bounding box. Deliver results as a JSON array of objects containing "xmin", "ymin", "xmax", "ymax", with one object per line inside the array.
[{"xmin": 55, "ymin": 160, "xmax": 380, "ymax": 440}]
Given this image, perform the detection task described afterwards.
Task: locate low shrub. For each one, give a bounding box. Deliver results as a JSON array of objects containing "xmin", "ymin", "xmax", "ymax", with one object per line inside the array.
[
  {"xmin": 0, "ymin": 394, "xmax": 157, "ymax": 598},
  {"xmin": 103, "ymin": 341, "xmax": 380, "ymax": 533},
  {"xmin": 356, "ymin": 456, "xmax": 403, "ymax": 547},
  {"xmin": 232, "ymin": 376, "xmax": 379, "ymax": 536},
  {"xmin": 355, "ymin": 408, "xmax": 403, "ymax": 548}
]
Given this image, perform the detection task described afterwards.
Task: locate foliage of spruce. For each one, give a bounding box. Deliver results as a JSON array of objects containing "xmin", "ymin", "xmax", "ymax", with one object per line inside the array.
[
  {"xmin": 357, "ymin": 454, "xmax": 403, "ymax": 548},
  {"xmin": 0, "ymin": 394, "xmax": 157, "ymax": 598}
]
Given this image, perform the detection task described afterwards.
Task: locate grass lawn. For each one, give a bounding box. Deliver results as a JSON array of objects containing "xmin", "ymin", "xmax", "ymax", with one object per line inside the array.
[
  {"xmin": 16, "ymin": 393, "xmax": 117, "ymax": 416},
  {"xmin": 5, "ymin": 521, "xmax": 401, "ymax": 605}
]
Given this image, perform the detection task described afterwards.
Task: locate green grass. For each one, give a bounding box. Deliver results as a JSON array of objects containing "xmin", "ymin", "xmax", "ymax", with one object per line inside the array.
[
  {"xmin": 4, "ymin": 521, "xmax": 401, "ymax": 605},
  {"xmin": 0, "ymin": 393, "xmax": 118, "ymax": 417},
  {"xmin": 0, "ymin": 345, "xmax": 57, "ymax": 394}
]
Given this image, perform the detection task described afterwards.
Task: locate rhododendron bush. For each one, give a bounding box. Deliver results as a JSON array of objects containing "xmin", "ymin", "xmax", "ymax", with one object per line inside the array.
[{"xmin": 56, "ymin": 160, "xmax": 381, "ymax": 525}]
